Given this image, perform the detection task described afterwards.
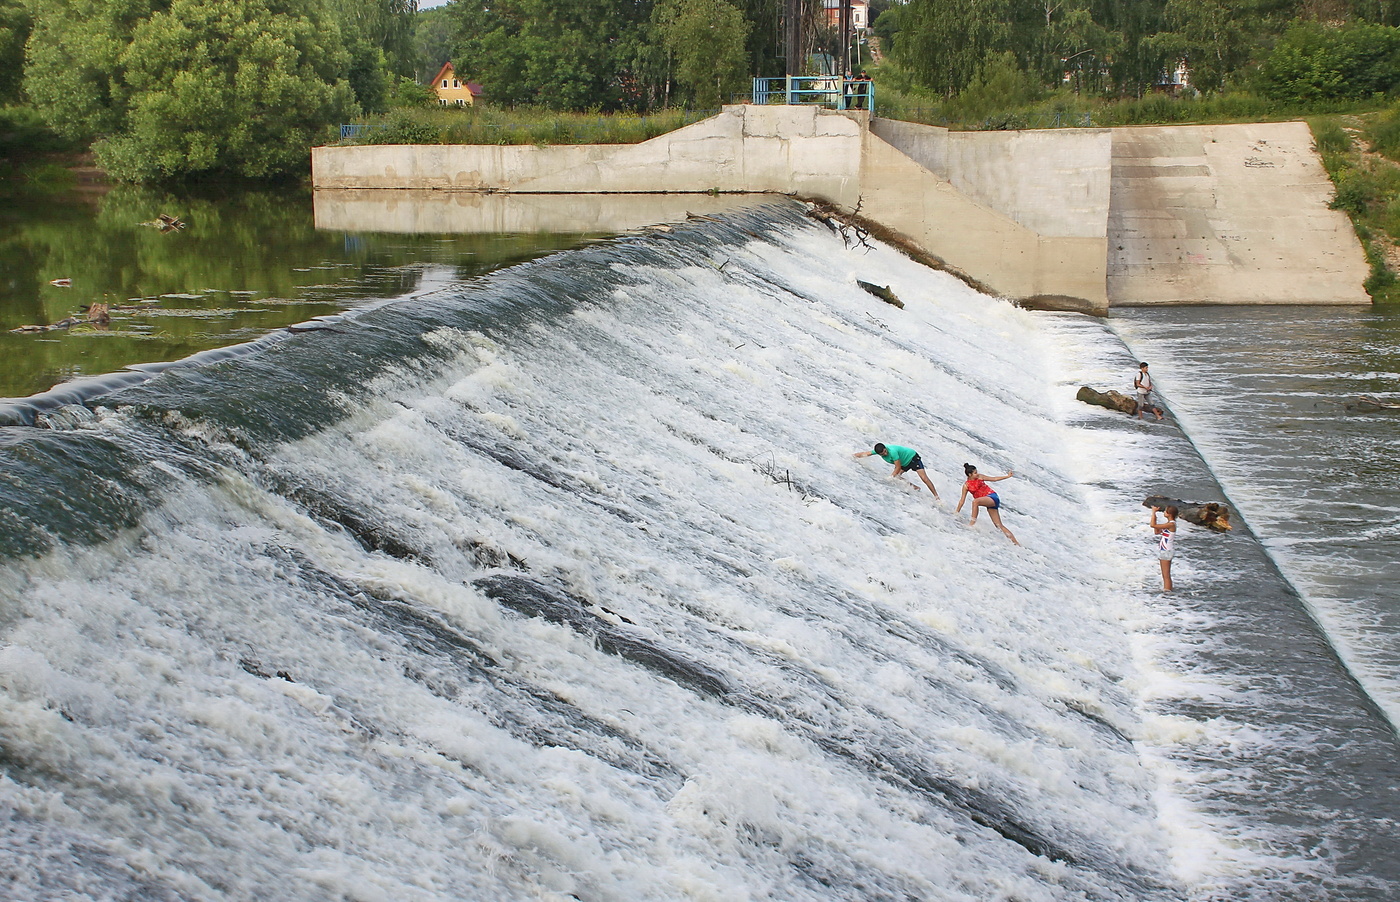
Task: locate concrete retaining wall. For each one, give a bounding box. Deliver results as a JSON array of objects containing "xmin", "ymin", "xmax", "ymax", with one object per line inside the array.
[
  {"xmin": 871, "ymin": 119, "xmax": 1111, "ymax": 239},
  {"xmin": 312, "ymin": 105, "xmax": 1370, "ymax": 310},
  {"xmin": 1108, "ymin": 122, "xmax": 1368, "ymax": 305},
  {"xmin": 312, "ymin": 189, "xmax": 767, "ymax": 234}
]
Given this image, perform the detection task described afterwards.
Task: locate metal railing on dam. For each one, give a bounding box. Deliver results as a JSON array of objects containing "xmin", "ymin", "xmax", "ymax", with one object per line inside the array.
[{"xmin": 752, "ymin": 77, "xmax": 874, "ymax": 114}]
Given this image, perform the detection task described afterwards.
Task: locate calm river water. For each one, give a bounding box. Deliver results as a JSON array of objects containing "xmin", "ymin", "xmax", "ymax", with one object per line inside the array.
[{"xmin": 0, "ymin": 182, "xmax": 593, "ymax": 399}]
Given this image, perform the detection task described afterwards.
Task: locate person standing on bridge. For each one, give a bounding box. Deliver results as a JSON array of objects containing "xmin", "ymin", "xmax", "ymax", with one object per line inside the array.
[{"xmin": 854, "ymin": 442, "xmax": 941, "ymax": 500}]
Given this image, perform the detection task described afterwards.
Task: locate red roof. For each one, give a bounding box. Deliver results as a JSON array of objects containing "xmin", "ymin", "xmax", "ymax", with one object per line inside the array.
[{"xmin": 429, "ymin": 62, "xmax": 483, "ymax": 95}]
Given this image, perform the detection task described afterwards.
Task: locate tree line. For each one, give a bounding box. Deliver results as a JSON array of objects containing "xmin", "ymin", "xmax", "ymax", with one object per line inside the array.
[
  {"xmin": 6, "ymin": 0, "xmax": 1400, "ymax": 182},
  {"xmin": 880, "ymin": 0, "xmax": 1400, "ymax": 100}
]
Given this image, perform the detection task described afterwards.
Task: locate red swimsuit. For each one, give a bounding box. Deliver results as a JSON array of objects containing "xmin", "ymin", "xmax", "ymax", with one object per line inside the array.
[{"xmin": 966, "ymin": 478, "xmax": 993, "ymax": 499}]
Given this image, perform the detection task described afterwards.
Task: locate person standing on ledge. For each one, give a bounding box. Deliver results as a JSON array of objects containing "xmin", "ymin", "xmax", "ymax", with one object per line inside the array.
[
  {"xmin": 955, "ymin": 464, "xmax": 1019, "ymax": 545},
  {"xmin": 853, "ymin": 442, "xmax": 940, "ymax": 500},
  {"xmin": 1134, "ymin": 361, "xmax": 1162, "ymax": 420},
  {"xmin": 1151, "ymin": 505, "xmax": 1178, "ymax": 591}
]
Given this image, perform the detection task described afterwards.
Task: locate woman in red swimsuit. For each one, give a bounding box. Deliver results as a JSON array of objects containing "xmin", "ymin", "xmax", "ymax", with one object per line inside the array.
[{"xmin": 955, "ymin": 464, "xmax": 1020, "ymax": 545}]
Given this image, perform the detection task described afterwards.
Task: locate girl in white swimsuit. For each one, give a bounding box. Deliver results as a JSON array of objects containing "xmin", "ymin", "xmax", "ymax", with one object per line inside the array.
[{"xmin": 1151, "ymin": 505, "xmax": 1178, "ymax": 591}]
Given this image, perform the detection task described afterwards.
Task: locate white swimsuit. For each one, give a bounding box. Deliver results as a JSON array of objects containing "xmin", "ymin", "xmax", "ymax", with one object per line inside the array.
[{"xmin": 1158, "ymin": 526, "xmax": 1175, "ymax": 560}]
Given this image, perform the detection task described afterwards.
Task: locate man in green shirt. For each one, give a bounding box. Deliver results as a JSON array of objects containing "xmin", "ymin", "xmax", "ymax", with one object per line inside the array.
[{"xmin": 853, "ymin": 442, "xmax": 941, "ymax": 500}]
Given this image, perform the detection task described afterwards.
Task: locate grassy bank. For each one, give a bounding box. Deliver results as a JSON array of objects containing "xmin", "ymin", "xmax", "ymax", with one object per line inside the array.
[
  {"xmin": 871, "ymin": 72, "xmax": 1393, "ymax": 131},
  {"xmin": 335, "ymin": 106, "xmax": 718, "ymax": 146},
  {"xmin": 1310, "ymin": 111, "xmax": 1400, "ymax": 304}
]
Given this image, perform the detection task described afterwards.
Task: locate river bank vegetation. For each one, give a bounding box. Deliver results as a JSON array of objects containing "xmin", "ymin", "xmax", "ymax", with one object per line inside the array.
[
  {"xmin": 5, "ymin": 0, "xmax": 1400, "ymax": 173},
  {"xmin": 6, "ymin": 0, "xmax": 1400, "ymax": 296}
]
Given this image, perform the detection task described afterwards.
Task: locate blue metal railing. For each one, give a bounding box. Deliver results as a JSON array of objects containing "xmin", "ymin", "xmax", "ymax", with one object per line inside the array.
[
  {"xmin": 751, "ymin": 76, "xmax": 875, "ymax": 114},
  {"xmin": 339, "ymin": 123, "xmax": 390, "ymax": 139}
]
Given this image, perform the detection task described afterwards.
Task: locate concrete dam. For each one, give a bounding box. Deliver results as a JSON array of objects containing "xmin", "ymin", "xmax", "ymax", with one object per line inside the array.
[{"xmin": 311, "ymin": 105, "xmax": 1370, "ymax": 313}]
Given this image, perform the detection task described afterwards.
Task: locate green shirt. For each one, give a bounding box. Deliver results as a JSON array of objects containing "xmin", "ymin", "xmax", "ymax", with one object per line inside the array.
[{"xmin": 877, "ymin": 444, "xmax": 918, "ymax": 467}]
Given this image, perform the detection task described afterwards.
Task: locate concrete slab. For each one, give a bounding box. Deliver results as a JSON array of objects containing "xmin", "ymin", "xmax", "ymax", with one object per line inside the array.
[
  {"xmin": 310, "ymin": 110, "xmax": 1370, "ymax": 309},
  {"xmin": 1107, "ymin": 122, "xmax": 1369, "ymax": 305},
  {"xmin": 312, "ymin": 189, "xmax": 769, "ymax": 234}
]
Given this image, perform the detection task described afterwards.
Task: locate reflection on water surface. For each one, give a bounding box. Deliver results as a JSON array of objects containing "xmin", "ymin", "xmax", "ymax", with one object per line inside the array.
[{"xmin": 0, "ymin": 182, "xmax": 595, "ymax": 398}]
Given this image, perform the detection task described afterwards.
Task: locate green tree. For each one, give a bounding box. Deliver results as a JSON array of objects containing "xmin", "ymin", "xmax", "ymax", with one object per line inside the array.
[
  {"xmin": 23, "ymin": 0, "xmax": 162, "ymax": 141},
  {"xmin": 1353, "ymin": 0, "xmax": 1400, "ymax": 25},
  {"xmin": 414, "ymin": 4, "xmax": 455, "ymax": 81},
  {"xmin": 327, "ymin": 0, "xmax": 417, "ymax": 113},
  {"xmin": 734, "ymin": 0, "xmax": 784, "ymax": 79},
  {"xmin": 93, "ymin": 0, "xmax": 356, "ymax": 180},
  {"xmin": 1148, "ymin": 0, "xmax": 1303, "ymax": 93},
  {"xmin": 446, "ymin": 0, "xmax": 657, "ymax": 110},
  {"xmin": 656, "ymin": 0, "xmax": 750, "ymax": 109},
  {"xmin": 1257, "ymin": 20, "xmax": 1400, "ymax": 100},
  {"xmin": 0, "ymin": 0, "xmax": 29, "ymax": 104},
  {"xmin": 894, "ymin": 0, "xmax": 1012, "ymax": 95},
  {"xmin": 1090, "ymin": 0, "xmax": 1167, "ymax": 97},
  {"xmin": 872, "ymin": 2, "xmax": 904, "ymax": 54},
  {"xmin": 1143, "ymin": 0, "xmax": 1245, "ymax": 92}
]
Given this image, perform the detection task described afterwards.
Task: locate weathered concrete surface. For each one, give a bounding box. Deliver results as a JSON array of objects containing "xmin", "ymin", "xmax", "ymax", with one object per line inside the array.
[
  {"xmin": 1108, "ymin": 122, "xmax": 1369, "ymax": 305},
  {"xmin": 858, "ymin": 129, "xmax": 1109, "ymax": 309},
  {"xmin": 311, "ymin": 143, "xmax": 614, "ymax": 190},
  {"xmin": 312, "ymin": 107, "xmax": 1370, "ymax": 309},
  {"xmin": 873, "ymin": 119, "xmax": 1112, "ymax": 238},
  {"xmin": 313, "ymin": 106, "xmax": 1107, "ymax": 308},
  {"xmin": 312, "ymin": 189, "xmax": 769, "ymax": 234}
]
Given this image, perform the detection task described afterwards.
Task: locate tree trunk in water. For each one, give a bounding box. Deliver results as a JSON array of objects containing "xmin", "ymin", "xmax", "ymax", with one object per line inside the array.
[
  {"xmin": 1076, "ymin": 385, "xmax": 1136, "ymax": 414},
  {"xmin": 1143, "ymin": 496, "xmax": 1233, "ymax": 531}
]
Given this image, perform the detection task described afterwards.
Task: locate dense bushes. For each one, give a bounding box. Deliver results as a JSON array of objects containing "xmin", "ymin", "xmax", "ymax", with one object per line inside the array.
[
  {"xmin": 1312, "ymin": 111, "xmax": 1400, "ymax": 302},
  {"xmin": 1258, "ymin": 23, "xmax": 1400, "ymax": 103}
]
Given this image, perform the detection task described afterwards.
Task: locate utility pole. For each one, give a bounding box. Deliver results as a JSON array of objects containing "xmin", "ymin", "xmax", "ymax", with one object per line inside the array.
[
  {"xmin": 785, "ymin": 0, "xmax": 802, "ymax": 77},
  {"xmin": 839, "ymin": 0, "xmax": 851, "ymax": 78}
]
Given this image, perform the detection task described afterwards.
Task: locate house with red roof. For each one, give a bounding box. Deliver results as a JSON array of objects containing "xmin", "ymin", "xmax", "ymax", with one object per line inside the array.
[{"xmin": 430, "ymin": 63, "xmax": 482, "ymax": 107}]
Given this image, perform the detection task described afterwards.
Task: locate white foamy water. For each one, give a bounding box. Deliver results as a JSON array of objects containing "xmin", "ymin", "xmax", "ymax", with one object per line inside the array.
[{"xmin": 1, "ymin": 205, "xmax": 1394, "ymax": 900}]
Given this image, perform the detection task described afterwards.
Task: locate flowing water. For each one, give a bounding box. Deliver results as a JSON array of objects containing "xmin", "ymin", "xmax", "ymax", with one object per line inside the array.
[
  {"xmin": 1111, "ymin": 308, "xmax": 1400, "ymax": 731},
  {"xmin": 0, "ymin": 200, "xmax": 1396, "ymax": 900}
]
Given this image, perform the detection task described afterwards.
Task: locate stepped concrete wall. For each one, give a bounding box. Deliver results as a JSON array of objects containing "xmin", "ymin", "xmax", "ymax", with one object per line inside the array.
[
  {"xmin": 1108, "ymin": 122, "xmax": 1368, "ymax": 305},
  {"xmin": 312, "ymin": 105, "xmax": 1369, "ymax": 310}
]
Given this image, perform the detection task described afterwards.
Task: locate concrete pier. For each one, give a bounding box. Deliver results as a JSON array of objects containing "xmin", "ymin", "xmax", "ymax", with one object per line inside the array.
[{"xmin": 312, "ymin": 106, "xmax": 1370, "ymax": 311}]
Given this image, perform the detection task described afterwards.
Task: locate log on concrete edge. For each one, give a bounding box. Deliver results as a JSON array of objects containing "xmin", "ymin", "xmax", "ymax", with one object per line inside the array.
[
  {"xmin": 1077, "ymin": 385, "xmax": 1137, "ymax": 414},
  {"xmin": 1143, "ymin": 495, "xmax": 1233, "ymax": 531}
]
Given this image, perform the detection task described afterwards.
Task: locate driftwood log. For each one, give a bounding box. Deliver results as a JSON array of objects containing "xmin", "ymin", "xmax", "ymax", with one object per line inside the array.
[
  {"xmin": 1077, "ymin": 385, "xmax": 1137, "ymax": 414},
  {"xmin": 1347, "ymin": 395, "xmax": 1400, "ymax": 411},
  {"xmin": 857, "ymin": 280, "xmax": 904, "ymax": 308},
  {"xmin": 11, "ymin": 303, "xmax": 110, "ymax": 333},
  {"xmin": 1143, "ymin": 495, "xmax": 1232, "ymax": 531}
]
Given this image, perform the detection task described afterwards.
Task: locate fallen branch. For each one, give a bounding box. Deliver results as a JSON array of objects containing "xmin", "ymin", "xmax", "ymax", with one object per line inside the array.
[
  {"xmin": 805, "ymin": 198, "xmax": 874, "ymax": 251},
  {"xmin": 11, "ymin": 303, "xmax": 111, "ymax": 333},
  {"xmin": 1347, "ymin": 395, "xmax": 1400, "ymax": 411}
]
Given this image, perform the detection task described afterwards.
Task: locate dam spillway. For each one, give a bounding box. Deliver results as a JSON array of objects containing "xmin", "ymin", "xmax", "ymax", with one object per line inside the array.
[
  {"xmin": 3, "ymin": 202, "xmax": 1397, "ymax": 899},
  {"xmin": 312, "ymin": 105, "xmax": 1371, "ymax": 311}
]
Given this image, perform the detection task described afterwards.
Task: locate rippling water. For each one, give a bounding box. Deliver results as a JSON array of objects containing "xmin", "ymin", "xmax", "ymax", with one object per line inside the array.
[
  {"xmin": 1113, "ymin": 307, "xmax": 1400, "ymax": 731},
  {"xmin": 0, "ymin": 203, "xmax": 1395, "ymax": 900}
]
